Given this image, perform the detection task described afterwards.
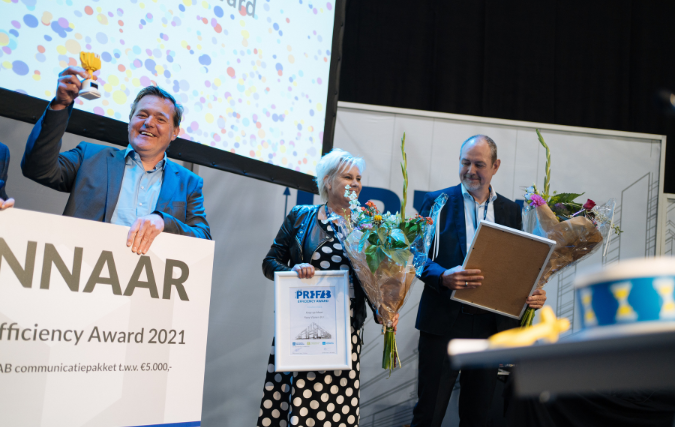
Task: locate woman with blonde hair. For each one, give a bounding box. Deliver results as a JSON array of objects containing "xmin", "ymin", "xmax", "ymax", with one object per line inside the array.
[{"xmin": 256, "ymin": 149, "xmax": 397, "ymax": 427}]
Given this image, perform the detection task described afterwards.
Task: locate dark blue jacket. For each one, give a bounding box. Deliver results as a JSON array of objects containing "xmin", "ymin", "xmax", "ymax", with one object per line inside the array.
[
  {"xmin": 0, "ymin": 142, "xmax": 9, "ymax": 200},
  {"xmin": 21, "ymin": 104, "xmax": 211, "ymax": 240},
  {"xmin": 417, "ymin": 184, "xmax": 522, "ymax": 336}
]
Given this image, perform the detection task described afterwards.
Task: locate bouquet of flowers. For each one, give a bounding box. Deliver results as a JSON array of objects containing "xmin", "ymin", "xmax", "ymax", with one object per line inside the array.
[
  {"xmin": 520, "ymin": 130, "xmax": 621, "ymax": 327},
  {"xmin": 328, "ymin": 134, "xmax": 447, "ymax": 374}
]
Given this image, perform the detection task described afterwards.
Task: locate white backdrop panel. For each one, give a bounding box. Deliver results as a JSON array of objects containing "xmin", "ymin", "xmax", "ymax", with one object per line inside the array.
[
  {"xmin": 334, "ymin": 110, "xmax": 396, "ymax": 190},
  {"xmin": 333, "ymin": 103, "xmax": 664, "ymax": 427}
]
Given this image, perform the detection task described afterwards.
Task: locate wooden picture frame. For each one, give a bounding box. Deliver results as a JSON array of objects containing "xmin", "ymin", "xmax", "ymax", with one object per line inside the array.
[{"xmin": 451, "ymin": 221, "xmax": 556, "ymax": 319}]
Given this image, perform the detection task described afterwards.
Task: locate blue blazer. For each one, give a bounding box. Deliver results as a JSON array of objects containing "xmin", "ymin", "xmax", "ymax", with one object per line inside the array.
[
  {"xmin": 417, "ymin": 184, "xmax": 522, "ymax": 336},
  {"xmin": 0, "ymin": 142, "xmax": 9, "ymax": 200},
  {"xmin": 21, "ymin": 104, "xmax": 211, "ymax": 240}
]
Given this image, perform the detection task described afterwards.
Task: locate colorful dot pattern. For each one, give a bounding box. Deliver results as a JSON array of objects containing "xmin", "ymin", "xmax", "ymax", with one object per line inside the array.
[{"xmin": 0, "ymin": 0, "xmax": 337, "ymax": 176}]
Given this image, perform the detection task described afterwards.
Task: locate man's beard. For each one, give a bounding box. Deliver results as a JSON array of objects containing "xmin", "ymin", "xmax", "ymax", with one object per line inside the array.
[{"xmin": 462, "ymin": 174, "xmax": 482, "ymax": 191}]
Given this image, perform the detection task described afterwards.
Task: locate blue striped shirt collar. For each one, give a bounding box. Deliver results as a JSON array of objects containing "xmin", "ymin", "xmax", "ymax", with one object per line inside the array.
[
  {"xmin": 123, "ymin": 144, "xmax": 167, "ymax": 171},
  {"xmin": 460, "ymin": 183, "xmax": 497, "ymax": 203}
]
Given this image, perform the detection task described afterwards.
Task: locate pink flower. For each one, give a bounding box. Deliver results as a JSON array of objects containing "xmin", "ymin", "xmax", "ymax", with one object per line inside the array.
[
  {"xmin": 530, "ymin": 194, "xmax": 547, "ymax": 207},
  {"xmin": 583, "ymin": 199, "xmax": 596, "ymax": 210}
]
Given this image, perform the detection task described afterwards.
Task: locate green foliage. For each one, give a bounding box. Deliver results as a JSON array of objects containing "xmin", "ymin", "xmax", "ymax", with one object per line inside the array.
[
  {"xmin": 548, "ymin": 192, "xmax": 584, "ymax": 205},
  {"xmin": 536, "ymin": 129, "xmax": 551, "ymax": 197},
  {"xmin": 388, "ymin": 229, "xmax": 409, "ymax": 249},
  {"xmin": 365, "ymin": 244, "xmax": 386, "ymax": 273},
  {"xmin": 400, "ymin": 133, "xmax": 408, "ymax": 221},
  {"xmin": 383, "ymin": 247, "xmax": 412, "ymax": 265},
  {"xmin": 400, "ymin": 221, "xmax": 421, "ymax": 243},
  {"xmin": 360, "ymin": 230, "xmax": 378, "ymax": 252},
  {"xmin": 520, "ymin": 307, "xmax": 536, "ymax": 328},
  {"xmin": 352, "ymin": 132, "xmax": 435, "ymax": 274},
  {"xmin": 382, "ymin": 327, "xmax": 401, "ymax": 374},
  {"xmin": 377, "ymin": 226, "xmax": 389, "ymax": 247},
  {"xmin": 525, "ymin": 129, "xmax": 622, "ymax": 234},
  {"xmin": 361, "ymin": 223, "xmax": 419, "ymax": 273}
]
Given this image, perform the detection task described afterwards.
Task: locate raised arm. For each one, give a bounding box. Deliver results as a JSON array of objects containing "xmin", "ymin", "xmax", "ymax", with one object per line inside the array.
[{"xmin": 21, "ymin": 67, "xmax": 89, "ymax": 192}]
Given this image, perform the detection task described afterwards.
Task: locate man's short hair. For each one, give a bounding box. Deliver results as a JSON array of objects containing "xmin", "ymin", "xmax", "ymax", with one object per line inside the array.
[
  {"xmin": 128, "ymin": 86, "xmax": 184, "ymax": 128},
  {"xmin": 460, "ymin": 135, "xmax": 498, "ymax": 164}
]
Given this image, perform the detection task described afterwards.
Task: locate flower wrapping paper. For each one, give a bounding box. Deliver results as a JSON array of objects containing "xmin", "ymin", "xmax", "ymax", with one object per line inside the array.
[
  {"xmin": 333, "ymin": 194, "xmax": 447, "ymax": 328},
  {"xmin": 523, "ymin": 199, "xmax": 615, "ymax": 289}
]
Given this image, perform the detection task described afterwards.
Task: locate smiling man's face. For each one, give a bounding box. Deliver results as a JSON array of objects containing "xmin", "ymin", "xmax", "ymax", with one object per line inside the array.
[
  {"xmin": 459, "ymin": 137, "xmax": 500, "ymax": 195},
  {"xmin": 127, "ymin": 95, "xmax": 179, "ymax": 159}
]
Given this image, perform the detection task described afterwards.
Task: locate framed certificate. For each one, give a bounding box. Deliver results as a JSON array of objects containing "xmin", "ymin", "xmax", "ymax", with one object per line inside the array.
[
  {"xmin": 274, "ymin": 270, "xmax": 352, "ymax": 372},
  {"xmin": 450, "ymin": 221, "xmax": 556, "ymax": 319}
]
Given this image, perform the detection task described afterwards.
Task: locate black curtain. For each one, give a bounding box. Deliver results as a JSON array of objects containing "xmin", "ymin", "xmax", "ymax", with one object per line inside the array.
[{"xmin": 339, "ymin": 0, "xmax": 675, "ymax": 193}]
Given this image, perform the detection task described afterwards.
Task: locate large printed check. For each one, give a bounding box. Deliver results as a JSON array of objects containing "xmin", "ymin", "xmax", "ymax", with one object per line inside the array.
[{"xmin": 0, "ymin": 208, "xmax": 214, "ymax": 427}]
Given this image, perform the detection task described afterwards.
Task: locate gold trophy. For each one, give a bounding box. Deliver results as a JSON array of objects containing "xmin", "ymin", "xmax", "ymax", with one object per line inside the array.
[{"xmin": 79, "ymin": 52, "xmax": 102, "ymax": 100}]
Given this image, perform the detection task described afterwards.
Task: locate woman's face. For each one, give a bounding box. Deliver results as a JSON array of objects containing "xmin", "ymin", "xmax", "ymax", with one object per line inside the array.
[{"xmin": 327, "ymin": 164, "xmax": 362, "ymax": 204}]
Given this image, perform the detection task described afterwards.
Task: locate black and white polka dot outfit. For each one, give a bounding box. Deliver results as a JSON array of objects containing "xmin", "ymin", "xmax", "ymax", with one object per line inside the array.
[{"xmin": 257, "ymin": 220, "xmax": 363, "ymax": 427}]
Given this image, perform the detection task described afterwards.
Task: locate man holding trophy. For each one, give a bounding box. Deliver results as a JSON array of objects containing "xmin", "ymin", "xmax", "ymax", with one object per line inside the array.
[{"xmin": 21, "ymin": 64, "xmax": 211, "ymax": 251}]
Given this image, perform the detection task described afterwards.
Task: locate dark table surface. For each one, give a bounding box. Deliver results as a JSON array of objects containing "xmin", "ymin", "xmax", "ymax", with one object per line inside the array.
[{"xmin": 449, "ymin": 327, "xmax": 675, "ymax": 398}]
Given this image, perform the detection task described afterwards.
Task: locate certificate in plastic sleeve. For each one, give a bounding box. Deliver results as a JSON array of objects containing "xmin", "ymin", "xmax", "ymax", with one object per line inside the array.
[
  {"xmin": 274, "ymin": 271, "xmax": 352, "ymax": 371},
  {"xmin": 289, "ymin": 287, "xmax": 338, "ymax": 355}
]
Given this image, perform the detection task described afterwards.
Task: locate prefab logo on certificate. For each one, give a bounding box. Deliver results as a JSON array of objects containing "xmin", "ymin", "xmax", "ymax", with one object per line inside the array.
[{"xmin": 289, "ymin": 287, "xmax": 337, "ymax": 355}]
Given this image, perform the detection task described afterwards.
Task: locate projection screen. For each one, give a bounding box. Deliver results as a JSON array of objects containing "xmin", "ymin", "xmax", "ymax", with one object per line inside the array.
[{"xmin": 0, "ymin": 0, "xmax": 346, "ymax": 192}]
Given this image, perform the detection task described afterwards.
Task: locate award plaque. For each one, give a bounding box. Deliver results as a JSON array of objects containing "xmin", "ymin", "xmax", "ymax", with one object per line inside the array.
[{"xmin": 274, "ymin": 270, "xmax": 352, "ymax": 372}]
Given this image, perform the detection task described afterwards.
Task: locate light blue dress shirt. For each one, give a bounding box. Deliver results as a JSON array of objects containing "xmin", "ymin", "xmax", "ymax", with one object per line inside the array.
[
  {"xmin": 110, "ymin": 145, "xmax": 167, "ymax": 227},
  {"xmin": 461, "ymin": 183, "xmax": 497, "ymax": 249}
]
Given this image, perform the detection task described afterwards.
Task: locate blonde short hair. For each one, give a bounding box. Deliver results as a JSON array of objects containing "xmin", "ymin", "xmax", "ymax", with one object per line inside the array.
[{"xmin": 315, "ymin": 149, "xmax": 366, "ymax": 202}]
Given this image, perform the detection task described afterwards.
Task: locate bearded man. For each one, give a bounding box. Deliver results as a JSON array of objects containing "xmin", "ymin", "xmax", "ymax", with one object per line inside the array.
[{"xmin": 410, "ymin": 135, "xmax": 546, "ymax": 427}]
